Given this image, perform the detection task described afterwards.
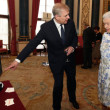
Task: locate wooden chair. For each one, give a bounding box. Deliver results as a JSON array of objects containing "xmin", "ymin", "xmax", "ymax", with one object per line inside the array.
[
  {"xmin": 36, "ymin": 40, "xmax": 47, "ymax": 56},
  {"xmin": 0, "ymin": 40, "xmax": 8, "ymax": 56}
]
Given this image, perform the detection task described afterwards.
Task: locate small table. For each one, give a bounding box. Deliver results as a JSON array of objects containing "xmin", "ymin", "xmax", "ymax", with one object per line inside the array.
[{"xmin": 0, "ymin": 80, "xmax": 26, "ymax": 110}]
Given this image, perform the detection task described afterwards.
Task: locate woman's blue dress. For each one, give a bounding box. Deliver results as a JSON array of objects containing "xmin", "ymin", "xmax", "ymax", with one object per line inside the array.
[{"xmin": 98, "ymin": 32, "xmax": 110, "ymax": 107}]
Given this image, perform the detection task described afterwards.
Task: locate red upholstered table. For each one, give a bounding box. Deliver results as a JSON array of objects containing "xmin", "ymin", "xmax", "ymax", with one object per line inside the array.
[{"xmin": 0, "ymin": 80, "xmax": 26, "ymax": 110}]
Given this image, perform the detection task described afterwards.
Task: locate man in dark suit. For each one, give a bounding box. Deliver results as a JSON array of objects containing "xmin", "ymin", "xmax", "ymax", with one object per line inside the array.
[
  {"xmin": 5, "ymin": 3, "xmax": 79, "ymax": 110},
  {"xmin": 81, "ymin": 23, "xmax": 95, "ymax": 69}
]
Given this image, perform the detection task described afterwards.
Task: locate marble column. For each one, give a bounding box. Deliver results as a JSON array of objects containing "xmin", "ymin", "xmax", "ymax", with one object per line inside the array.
[
  {"xmin": 66, "ymin": 0, "xmax": 74, "ymax": 19},
  {"xmin": 91, "ymin": 0, "xmax": 100, "ymax": 28},
  {"xmin": 19, "ymin": 0, "xmax": 29, "ymax": 41}
]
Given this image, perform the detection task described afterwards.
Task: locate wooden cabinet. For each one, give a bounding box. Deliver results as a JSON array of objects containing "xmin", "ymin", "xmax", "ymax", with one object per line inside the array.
[{"xmin": 17, "ymin": 41, "xmax": 32, "ymax": 55}]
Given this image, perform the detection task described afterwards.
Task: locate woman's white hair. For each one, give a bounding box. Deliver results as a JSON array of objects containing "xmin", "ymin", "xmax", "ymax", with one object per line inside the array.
[{"xmin": 103, "ymin": 11, "xmax": 110, "ymax": 20}]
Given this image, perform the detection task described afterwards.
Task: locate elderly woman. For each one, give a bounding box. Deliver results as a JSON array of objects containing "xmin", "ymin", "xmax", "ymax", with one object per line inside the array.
[{"xmin": 98, "ymin": 11, "xmax": 110, "ymax": 110}]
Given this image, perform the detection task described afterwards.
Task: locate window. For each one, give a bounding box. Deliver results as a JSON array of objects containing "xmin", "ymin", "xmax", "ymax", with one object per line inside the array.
[
  {"xmin": 0, "ymin": 0, "xmax": 8, "ymax": 15},
  {"xmin": 38, "ymin": 0, "xmax": 54, "ymax": 19},
  {"xmin": 0, "ymin": 18, "xmax": 8, "ymax": 46},
  {"xmin": 0, "ymin": 0, "xmax": 9, "ymax": 49},
  {"xmin": 36, "ymin": 0, "xmax": 54, "ymax": 35},
  {"xmin": 36, "ymin": 0, "xmax": 54, "ymax": 49}
]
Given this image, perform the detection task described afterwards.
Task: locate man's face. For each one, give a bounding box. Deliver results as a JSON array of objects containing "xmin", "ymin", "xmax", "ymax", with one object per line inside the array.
[
  {"xmin": 94, "ymin": 29, "xmax": 97, "ymax": 33},
  {"xmin": 55, "ymin": 9, "xmax": 70, "ymax": 24}
]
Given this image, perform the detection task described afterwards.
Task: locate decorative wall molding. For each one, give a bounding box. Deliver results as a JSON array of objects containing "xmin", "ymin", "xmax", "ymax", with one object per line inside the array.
[
  {"xmin": 79, "ymin": 0, "xmax": 92, "ymax": 35},
  {"xmin": 103, "ymin": 0, "xmax": 108, "ymax": 13}
]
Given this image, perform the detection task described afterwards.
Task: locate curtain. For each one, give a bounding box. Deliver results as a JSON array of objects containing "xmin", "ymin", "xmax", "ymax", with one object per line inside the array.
[
  {"xmin": 31, "ymin": 0, "xmax": 40, "ymax": 55},
  {"xmin": 31, "ymin": 0, "xmax": 40, "ymax": 39},
  {"xmin": 54, "ymin": 0, "xmax": 61, "ymax": 3},
  {"xmin": 8, "ymin": 0, "xmax": 17, "ymax": 55}
]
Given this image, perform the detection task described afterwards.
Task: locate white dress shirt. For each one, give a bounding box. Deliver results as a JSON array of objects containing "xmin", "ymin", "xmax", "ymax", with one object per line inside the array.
[{"xmin": 53, "ymin": 19, "xmax": 65, "ymax": 37}]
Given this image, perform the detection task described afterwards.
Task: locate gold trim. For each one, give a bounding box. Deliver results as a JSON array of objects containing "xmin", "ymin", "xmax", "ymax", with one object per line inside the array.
[{"xmin": 79, "ymin": 0, "xmax": 92, "ymax": 35}]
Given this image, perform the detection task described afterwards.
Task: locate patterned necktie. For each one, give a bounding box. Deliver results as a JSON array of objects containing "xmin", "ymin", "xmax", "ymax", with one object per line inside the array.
[{"xmin": 60, "ymin": 24, "xmax": 65, "ymax": 44}]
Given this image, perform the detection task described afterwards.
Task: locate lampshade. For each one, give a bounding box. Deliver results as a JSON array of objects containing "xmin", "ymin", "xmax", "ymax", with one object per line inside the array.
[{"xmin": 42, "ymin": 12, "xmax": 52, "ymax": 21}]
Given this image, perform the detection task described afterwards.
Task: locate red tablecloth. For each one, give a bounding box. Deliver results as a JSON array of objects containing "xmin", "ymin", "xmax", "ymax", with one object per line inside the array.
[{"xmin": 0, "ymin": 80, "xmax": 26, "ymax": 110}]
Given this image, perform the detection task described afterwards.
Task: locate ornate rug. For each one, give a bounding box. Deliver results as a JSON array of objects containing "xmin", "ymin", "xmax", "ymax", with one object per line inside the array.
[{"xmin": 0, "ymin": 56, "xmax": 103, "ymax": 110}]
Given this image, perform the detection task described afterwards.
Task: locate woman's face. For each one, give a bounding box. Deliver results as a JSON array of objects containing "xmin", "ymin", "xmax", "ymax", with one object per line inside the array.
[{"xmin": 103, "ymin": 18, "xmax": 110, "ymax": 33}]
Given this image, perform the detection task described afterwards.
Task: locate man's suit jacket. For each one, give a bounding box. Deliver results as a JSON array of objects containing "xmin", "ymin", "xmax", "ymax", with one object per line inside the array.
[
  {"xmin": 83, "ymin": 27, "xmax": 95, "ymax": 48},
  {"xmin": 17, "ymin": 19, "xmax": 78, "ymax": 73}
]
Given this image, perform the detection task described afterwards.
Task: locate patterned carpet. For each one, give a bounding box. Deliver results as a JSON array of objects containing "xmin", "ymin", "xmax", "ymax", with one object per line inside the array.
[{"xmin": 0, "ymin": 55, "xmax": 103, "ymax": 110}]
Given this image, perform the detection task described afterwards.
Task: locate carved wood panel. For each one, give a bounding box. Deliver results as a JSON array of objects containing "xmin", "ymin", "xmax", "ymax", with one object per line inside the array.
[{"xmin": 79, "ymin": 0, "xmax": 91, "ymax": 35}]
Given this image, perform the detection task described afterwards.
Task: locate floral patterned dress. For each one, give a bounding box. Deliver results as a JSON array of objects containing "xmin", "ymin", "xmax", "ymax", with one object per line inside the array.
[{"xmin": 98, "ymin": 32, "xmax": 110, "ymax": 107}]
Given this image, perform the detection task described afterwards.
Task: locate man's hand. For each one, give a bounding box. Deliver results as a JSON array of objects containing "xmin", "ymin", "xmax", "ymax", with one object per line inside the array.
[
  {"xmin": 5, "ymin": 61, "xmax": 19, "ymax": 71},
  {"xmin": 64, "ymin": 46, "xmax": 74, "ymax": 56}
]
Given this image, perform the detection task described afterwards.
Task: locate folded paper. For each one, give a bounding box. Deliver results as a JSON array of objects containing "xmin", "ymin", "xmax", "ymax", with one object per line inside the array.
[
  {"xmin": 5, "ymin": 98, "xmax": 14, "ymax": 106},
  {"xmin": 5, "ymin": 87, "xmax": 14, "ymax": 93}
]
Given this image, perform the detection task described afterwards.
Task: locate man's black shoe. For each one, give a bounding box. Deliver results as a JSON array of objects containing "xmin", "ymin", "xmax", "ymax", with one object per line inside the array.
[
  {"xmin": 81, "ymin": 66, "xmax": 88, "ymax": 69},
  {"xmin": 71, "ymin": 101, "xmax": 79, "ymax": 109},
  {"xmin": 53, "ymin": 109, "xmax": 60, "ymax": 110},
  {"xmin": 87, "ymin": 66, "xmax": 92, "ymax": 68},
  {"xmin": 54, "ymin": 109, "xmax": 60, "ymax": 110}
]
